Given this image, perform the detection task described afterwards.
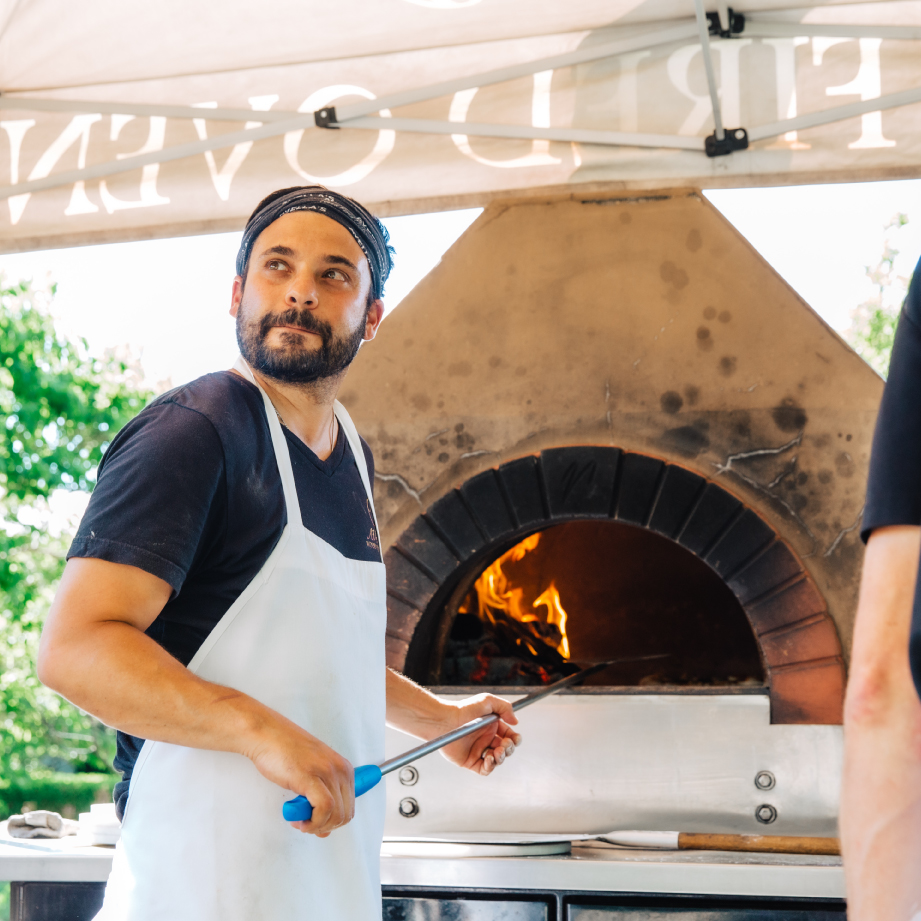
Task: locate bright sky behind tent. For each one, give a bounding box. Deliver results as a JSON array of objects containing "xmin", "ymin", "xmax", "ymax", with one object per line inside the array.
[{"xmin": 1, "ymin": 179, "xmax": 919, "ymax": 393}]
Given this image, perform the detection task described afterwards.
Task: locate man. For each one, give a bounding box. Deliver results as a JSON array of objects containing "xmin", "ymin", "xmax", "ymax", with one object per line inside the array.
[
  {"xmin": 840, "ymin": 254, "xmax": 921, "ymax": 919},
  {"xmin": 38, "ymin": 186, "xmax": 521, "ymax": 920}
]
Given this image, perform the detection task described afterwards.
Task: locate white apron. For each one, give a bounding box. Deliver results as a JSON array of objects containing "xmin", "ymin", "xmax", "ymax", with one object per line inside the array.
[{"xmin": 95, "ymin": 358, "xmax": 387, "ymax": 921}]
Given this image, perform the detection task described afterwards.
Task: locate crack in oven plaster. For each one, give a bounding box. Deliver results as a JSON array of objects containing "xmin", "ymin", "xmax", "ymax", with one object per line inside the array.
[
  {"xmin": 766, "ymin": 457, "xmax": 798, "ymax": 490},
  {"xmin": 713, "ymin": 433, "xmax": 803, "ymax": 475},
  {"xmin": 460, "ymin": 450, "xmax": 499, "ymax": 460},
  {"xmin": 712, "ymin": 432, "xmax": 817, "ymax": 554},
  {"xmin": 425, "ymin": 429, "xmax": 449, "ymax": 441},
  {"xmin": 374, "ymin": 472, "xmax": 425, "ymax": 505},
  {"xmin": 823, "ymin": 505, "xmax": 865, "ymax": 558}
]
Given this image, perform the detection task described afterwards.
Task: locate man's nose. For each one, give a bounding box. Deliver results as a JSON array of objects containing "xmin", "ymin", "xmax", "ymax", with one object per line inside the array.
[{"xmin": 286, "ymin": 270, "xmax": 318, "ymax": 307}]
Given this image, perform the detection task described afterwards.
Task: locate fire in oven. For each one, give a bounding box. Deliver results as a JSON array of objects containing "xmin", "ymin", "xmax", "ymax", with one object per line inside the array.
[{"xmin": 433, "ymin": 520, "xmax": 763, "ymax": 690}]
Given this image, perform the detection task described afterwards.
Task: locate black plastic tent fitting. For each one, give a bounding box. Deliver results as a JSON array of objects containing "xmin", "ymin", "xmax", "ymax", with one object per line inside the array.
[
  {"xmin": 705, "ymin": 127, "xmax": 749, "ymax": 157},
  {"xmin": 314, "ymin": 106, "xmax": 340, "ymax": 129},
  {"xmin": 706, "ymin": 8, "xmax": 745, "ymax": 37}
]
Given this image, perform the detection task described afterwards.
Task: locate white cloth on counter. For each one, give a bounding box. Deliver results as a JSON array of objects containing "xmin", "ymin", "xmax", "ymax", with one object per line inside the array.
[
  {"xmin": 80, "ymin": 803, "xmax": 122, "ymax": 845},
  {"xmin": 7, "ymin": 810, "xmax": 79, "ymax": 839}
]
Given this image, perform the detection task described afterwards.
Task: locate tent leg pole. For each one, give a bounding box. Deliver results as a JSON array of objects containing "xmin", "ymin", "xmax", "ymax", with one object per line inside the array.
[{"xmin": 693, "ymin": 0, "xmax": 725, "ymax": 141}]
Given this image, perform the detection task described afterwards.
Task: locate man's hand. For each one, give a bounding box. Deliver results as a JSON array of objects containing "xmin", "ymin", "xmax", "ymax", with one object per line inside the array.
[
  {"xmin": 386, "ymin": 670, "xmax": 522, "ymax": 775},
  {"xmin": 243, "ymin": 712, "xmax": 355, "ymax": 837},
  {"xmin": 437, "ymin": 693, "xmax": 522, "ymax": 775}
]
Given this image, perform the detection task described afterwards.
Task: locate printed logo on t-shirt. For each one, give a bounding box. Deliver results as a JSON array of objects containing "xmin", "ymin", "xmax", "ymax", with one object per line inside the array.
[{"xmin": 366, "ymin": 499, "xmax": 380, "ymax": 552}]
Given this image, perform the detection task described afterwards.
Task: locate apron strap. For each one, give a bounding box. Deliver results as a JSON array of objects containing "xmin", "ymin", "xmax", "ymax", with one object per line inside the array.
[
  {"xmin": 232, "ymin": 356, "xmax": 302, "ymax": 527},
  {"xmin": 333, "ymin": 400, "xmax": 380, "ymax": 535}
]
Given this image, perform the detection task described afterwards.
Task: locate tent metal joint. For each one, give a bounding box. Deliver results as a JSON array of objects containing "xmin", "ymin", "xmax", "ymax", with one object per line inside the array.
[
  {"xmin": 707, "ymin": 7, "xmax": 745, "ymax": 37},
  {"xmin": 315, "ymin": 106, "xmax": 340, "ymax": 129},
  {"xmin": 706, "ymin": 127, "xmax": 749, "ymax": 157}
]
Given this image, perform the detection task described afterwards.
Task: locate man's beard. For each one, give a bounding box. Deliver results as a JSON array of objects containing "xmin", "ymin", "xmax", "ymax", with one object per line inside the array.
[{"xmin": 236, "ymin": 303, "xmax": 366, "ymax": 384}]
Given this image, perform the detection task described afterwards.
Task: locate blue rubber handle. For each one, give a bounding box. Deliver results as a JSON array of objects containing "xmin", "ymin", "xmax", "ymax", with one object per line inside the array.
[{"xmin": 282, "ymin": 764, "xmax": 383, "ymax": 822}]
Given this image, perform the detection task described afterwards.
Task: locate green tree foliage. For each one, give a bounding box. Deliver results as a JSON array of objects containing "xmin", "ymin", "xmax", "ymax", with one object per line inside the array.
[
  {"xmin": 846, "ymin": 213, "xmax": 914, "ymax": 378},
  {"xmin": 0, "ymin": 275, "xmax": 151, "ymax": 782}
]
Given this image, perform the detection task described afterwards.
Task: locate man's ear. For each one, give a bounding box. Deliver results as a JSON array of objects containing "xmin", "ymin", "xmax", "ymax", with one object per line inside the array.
[
  {"xmin": 363, "ymin": 299, "xmax": 385, "ymax": 341},
  {"xmin": 230, "ymin": 275, "xmax": 244, "ymax": 317}
]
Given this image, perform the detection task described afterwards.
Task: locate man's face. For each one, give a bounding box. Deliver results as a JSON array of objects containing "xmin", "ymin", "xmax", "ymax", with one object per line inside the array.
[{"xmin": 230, "ymin": 210, "xmax": 383, "ymax": 384}]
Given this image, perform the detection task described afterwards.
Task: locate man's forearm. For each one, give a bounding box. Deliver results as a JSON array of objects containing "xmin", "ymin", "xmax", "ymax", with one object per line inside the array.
[
  {"xmin": 385, "ymin": 668, "xmax": 454, "ymax": 740},
  {"xmin": 384, "ymin": 668, "xmax": 521, "ymax": 774},
  {"xmin": 841, "ymin": 526, "xmax": 921, "ymax": 919},
  {"xmin": 38, "ymin": 558, "xmax": 281, "ymax": 761},
  {"xmin": 40, "ymin": 616, "xmax": 278, "ymax": 758},
  {"xmin": 842, "ymin": 690, "xmax": 921, "ymax": 919}
]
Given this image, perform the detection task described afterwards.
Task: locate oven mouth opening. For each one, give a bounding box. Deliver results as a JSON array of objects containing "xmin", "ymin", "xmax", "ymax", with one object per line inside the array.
[{"xmin": 411, "ymin": 519, "xmax": 766, "ymax": 692}]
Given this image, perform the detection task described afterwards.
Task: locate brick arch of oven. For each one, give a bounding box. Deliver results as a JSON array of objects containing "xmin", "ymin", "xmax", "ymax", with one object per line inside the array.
[{"xmin": 383, "ymin": 446, "xmax": 845, "ymax": 725}]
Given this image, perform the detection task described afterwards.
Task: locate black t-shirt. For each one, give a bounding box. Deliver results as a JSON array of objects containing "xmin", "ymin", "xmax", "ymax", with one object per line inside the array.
[
  {"xmin": 67, "ymin": 371, "xmax": 380, "ymax": 817},
  {"xmin": 862, "ymin": 254, "xmax": 921, "ymax": 694}
]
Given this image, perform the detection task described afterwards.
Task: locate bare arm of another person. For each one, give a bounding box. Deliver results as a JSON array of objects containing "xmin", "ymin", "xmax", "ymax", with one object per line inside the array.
[
  {"xmin": 386, "ymin": 669, "xmax": 521, "ymax": 774},
  {"xmin": 841, "ymin": 525, "xmax": 921, "ymax": 920},
  {"xmin": 38, "ymin": 557, "xmax": 354, "ymax": 837}
]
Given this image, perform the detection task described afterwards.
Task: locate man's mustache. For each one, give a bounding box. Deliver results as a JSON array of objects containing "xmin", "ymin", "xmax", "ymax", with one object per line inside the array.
[{"xmin": 259, "ymin": 308, "xmax": 332, "ymax": 344}]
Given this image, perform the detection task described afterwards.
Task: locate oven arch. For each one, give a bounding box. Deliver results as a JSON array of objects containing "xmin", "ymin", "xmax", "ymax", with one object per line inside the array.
[{"xmin": 383, "ymin": 446, "xmax": 845, "ymax": 725}]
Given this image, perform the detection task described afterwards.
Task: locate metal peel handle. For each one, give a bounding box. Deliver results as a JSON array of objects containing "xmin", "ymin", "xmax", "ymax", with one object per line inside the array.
[{"xmin": 280, "ymin": 654, "xmax": 667, "ymax": 823}]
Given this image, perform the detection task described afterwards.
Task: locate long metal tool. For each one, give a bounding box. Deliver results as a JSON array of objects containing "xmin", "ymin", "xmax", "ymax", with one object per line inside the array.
[{"xmin": 282, "ymin": 654, "xmax": 666, "ymax": 822}]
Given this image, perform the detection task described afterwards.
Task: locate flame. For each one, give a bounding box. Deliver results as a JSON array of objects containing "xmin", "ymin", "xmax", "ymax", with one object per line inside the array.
[
  {"xmin": 471, "ymin": 533, "xmax": 571, "ymax": 660},
  {"xmin": 533, "ymin": 583, "xmax": 571, "ymax": 659}
]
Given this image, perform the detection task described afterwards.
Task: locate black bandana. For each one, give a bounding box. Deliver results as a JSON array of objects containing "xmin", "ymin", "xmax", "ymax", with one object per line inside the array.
[{"xmin": 236, "ymin": 186, "xmax": 394, "ymax": 300}]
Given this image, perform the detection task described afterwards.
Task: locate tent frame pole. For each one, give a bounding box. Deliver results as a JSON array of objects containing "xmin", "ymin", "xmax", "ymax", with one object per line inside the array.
[
  {"xmin": 748, "ymin": 84, "xmax": 921, "ymax": 141},
  {"xmin": 693, "ymin": 0, "xmax": 725, "ymax": 142},
  {"xmin": 330, "ymin": 80, "xmax": 921, "ymax": 147},
  {"xmin": 0, "ymin": 21, "xmax": 699, "ymax": 201},
  {"xmin": 4, "ymin": 82, "xmax": 921, "ymax": 201},
  {"xmin": 744, "ymin": 20, "xmax": 921, "ymax": 41},
  {"xmin": 3, "ymin": 18, "xmax": 921, "ymax": 200},
  {"xmin": 0, "ymin": 22, "xmax": 698, "ymax": 126},
  {"xmin": 343, "ymin": 116, "xmax": 705, "ymax": 150}
]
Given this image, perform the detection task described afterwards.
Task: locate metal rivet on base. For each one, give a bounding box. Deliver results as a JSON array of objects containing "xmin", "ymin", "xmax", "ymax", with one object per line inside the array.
[
  {"xmin": 754, "ymin": 770, "xmax": 776, "ymax": 791},
  {"xmin": 399, "ymin": 766, "xmax": 419, "ymax": 786},
  {"xmin": 755, "ymin": 804, "xmax": 777, "ymax": 824},
  {"xmin": 399, "ymin": 797, "xmax": 420, "ymax": 818}
]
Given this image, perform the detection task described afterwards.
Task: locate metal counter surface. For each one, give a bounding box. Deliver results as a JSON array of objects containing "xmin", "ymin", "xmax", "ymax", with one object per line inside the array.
[
  {"xmin": 0, "ymin": 834, "xmax": 114, "ymax": 883},
  {"xmin": 0, "ymin": 836, "xmax": 843, "ymax": 899}
]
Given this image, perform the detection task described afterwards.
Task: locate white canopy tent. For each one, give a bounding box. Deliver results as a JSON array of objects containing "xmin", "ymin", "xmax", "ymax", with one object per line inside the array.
[{"xmin": 1, "ymin": 0, "xmax": 920, "ymax": 251}]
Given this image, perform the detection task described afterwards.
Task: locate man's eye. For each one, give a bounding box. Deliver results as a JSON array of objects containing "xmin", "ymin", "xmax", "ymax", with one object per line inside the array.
[
  {"xmin": 267, "ymin": 260, "xmax": 288, "ymax": 271},
  {"xmin": 325, "ymin": 269, "xmax": 347, "ymax": 281}
]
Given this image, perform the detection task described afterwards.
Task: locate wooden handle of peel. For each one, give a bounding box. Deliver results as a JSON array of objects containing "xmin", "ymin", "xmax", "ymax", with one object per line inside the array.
[{"xmin": 677, "ymin": 833, "xmax": 840, "ymax": 856}]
